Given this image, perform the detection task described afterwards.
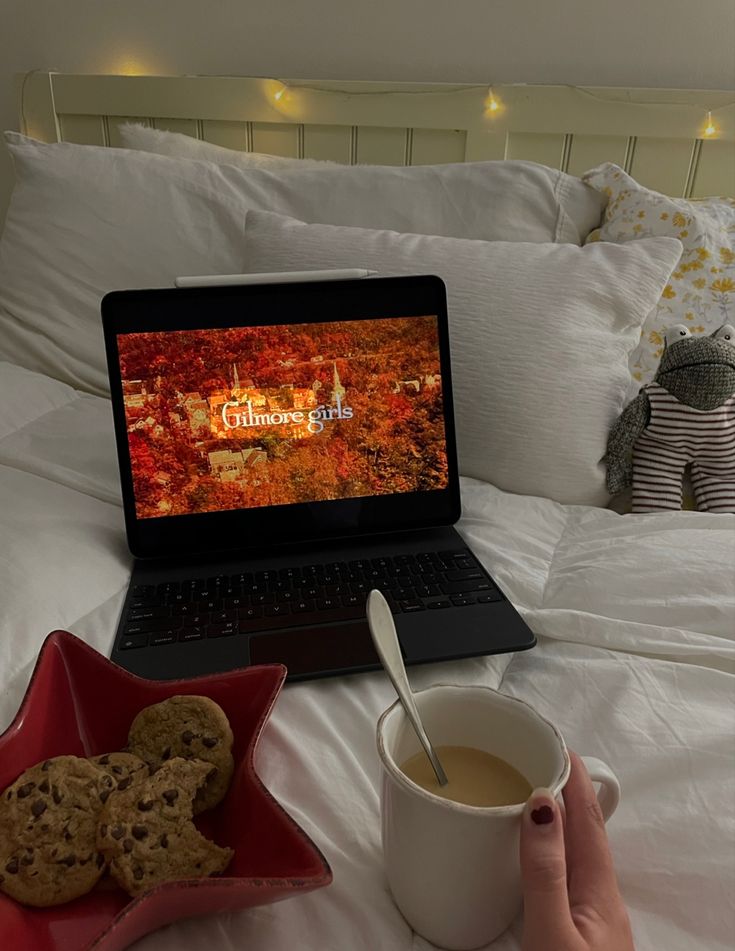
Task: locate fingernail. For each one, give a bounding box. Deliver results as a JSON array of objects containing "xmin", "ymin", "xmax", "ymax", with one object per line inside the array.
[
  {"xmin": 531, "ymin": 805, "xmax": 554, "ymax": 825},
  {"xmin": 527, "ymin": 788, "xmax": 555, "ymax": 826}
]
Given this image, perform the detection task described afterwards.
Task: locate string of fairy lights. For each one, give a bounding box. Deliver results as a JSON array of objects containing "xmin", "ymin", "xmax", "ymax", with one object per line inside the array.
[
  {"xmin": 18, "ymin": 70, "xmax": 731, "ymax": 141},
  {"xmin": 272, "ymin": 81, "xmax": 731, "ymax": 138}
]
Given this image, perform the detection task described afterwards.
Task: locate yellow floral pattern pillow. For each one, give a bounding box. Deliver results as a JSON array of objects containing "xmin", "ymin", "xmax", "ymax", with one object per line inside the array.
[{"xmin": 583, "ymin": 162, "xmax": 735, "ymax": 385}]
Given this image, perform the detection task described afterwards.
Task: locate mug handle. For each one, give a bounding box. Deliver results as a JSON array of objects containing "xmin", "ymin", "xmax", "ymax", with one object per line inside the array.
[{"xmin": 579, "ymin": 755, "xmax": 621, "ymax": 822}]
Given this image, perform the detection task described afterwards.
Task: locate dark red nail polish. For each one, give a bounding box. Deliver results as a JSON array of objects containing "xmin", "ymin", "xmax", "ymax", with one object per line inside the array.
[{"xmin": 531, "ymin": 805, "xmax": 554, "ymax": 825}]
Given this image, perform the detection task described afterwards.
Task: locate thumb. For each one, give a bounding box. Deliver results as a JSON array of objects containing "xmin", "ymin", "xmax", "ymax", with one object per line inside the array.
[{"xmin": 519, "ymin": 788, "xmax": 576, "ymax": 949}]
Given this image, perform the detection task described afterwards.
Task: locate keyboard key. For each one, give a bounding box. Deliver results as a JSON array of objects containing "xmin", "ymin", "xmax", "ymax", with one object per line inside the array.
[
  {"xmin": 413, "ymin": 584, "xmax": 441, "ymax": 598},
  {"xmin": 279, "ymin": 566, "xmax": 303, "ymax": 580},
  {"xmin": 441, "ymin": 580, "xmax": 493, "ymax": 595},
  {"xmin": 419, "ymin": 573, "xmax": 443, "ymax": 585},
  {"xmin": 165, "ymin": 592, "xmax": 191, "ymax": 606},
  {"xmin": 300, "ymin": 585, "xmax": 323, "ymax": 600},
  {"xmin": 391, "ymin": 586, "xmax": 415, "ymax": 600},
  {"xmin": 400, "ymin": 601, "xmax": 425, "ymax": 613},
  {"xmin": 276, "ymin": 590, "xmax": 298, "ymax": 603},
  {"xmin": 150, "ymin": 633, "xmax": 177, "ymax": 646},
  {"xmin": 231, "ymin": 572, "xmax": 254, "ymax": 585},
  {"xmin": 264, "ymin": 604, "xmax": 290, "ymax": 617},
  {"xmin": 179, "ymin": 628, "xmax": 206, "ymax": 642},
  {"xmin": 451, "ymin": 595, "xmax": 476, "ymax": 606},
  {"xmin": 477, "ymin": 591, "xmax": 504, "ymax": 603},
  {"xmin": 156, "ymin": 582, "xmax": 180, "ymax": 595},
  {"xmin": 348, "ymin": 559, "xmax": 371, "ymax": 571},
  {"xmin": 119, "ymin": 633, "xmax": 148, "ymax": 650},
  {"xmin": 238, "ymin": 606, "xmax": 264, "ymax": 621},
  {"xmin": 128, "ymin": 607, "xmax": 170, "ymax": 621},
  {"xmin": 131, "ymin": 584, "xmax": 155, "ymax": 598},
  {"xmin": 256, "ymin": 570, "xmax": 278, "ymax": 583},
  {"xmin": 220, "ymin": 586, "xmax": 242, "ymax": 599},
  {"xmin": 182, "ymin": 625, "xmax": 208, "ymax": 639},
  {"xmin": 180, "ymin": 613, "xmax": 210, "ymax": 627},
  {"xmin": 207, "ymin": 622, "xmax": 238, "ymax": 637},
  {"xmin": 269, "ymin": 579, "xmax": 293, "ymax": 593},
  {"xmin": 212, "ymin": 610, "xmax": 237, "ymax": 623},
  {"xmin": 123, "ymin": 617, "xmax": 176, "ymax": 635},
  {"xmin": 444, "ymin": 569, "xmax": 485, "ymax": 582},
  {"xmin": 291, "ymin": 599, "xmax": 316, "ymax": 613},
  {"xmin": 251, "ymin": 592, "xmax": 276, "ymax": 605},
  {"xmin": 427, "ymin": 600, "xmax": 452, "ymax": 609}
]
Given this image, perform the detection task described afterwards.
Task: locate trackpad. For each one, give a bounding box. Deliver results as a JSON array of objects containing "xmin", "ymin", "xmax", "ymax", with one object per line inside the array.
[{"xmin": 248, "ymin": 620, "xmax": 381, "ymax": 678}]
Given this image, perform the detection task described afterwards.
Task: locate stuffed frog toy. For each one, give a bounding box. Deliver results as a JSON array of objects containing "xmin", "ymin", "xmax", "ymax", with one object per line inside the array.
[{"xmin": 606, "ymin": 323, "xmax": 735, "ymax": 512}]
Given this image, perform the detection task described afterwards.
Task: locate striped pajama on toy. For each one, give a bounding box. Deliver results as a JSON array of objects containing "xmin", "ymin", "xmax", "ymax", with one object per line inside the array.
[{"xmin": 632, "ymin": 383, "xmax": 735, "ymax": 513}]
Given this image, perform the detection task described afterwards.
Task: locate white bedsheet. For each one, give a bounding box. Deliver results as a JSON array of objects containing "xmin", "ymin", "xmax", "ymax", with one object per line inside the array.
[{"xmin": 1, "ymin": 360, "xmax": 733, "ymax": 951}]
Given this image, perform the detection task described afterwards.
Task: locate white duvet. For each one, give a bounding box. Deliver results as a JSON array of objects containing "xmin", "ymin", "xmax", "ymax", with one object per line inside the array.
[{"xmin": 1, "ymin": 360, "xmax": 733, "ymax": 951}]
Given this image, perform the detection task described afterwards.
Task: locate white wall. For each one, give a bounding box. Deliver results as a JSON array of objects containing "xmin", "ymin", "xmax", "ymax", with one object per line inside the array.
[{"xmin": 1, "ymin": 0, "xmax": 734, "ymax": 219}]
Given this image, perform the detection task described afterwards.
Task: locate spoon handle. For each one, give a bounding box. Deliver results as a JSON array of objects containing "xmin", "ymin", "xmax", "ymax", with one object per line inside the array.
[{"xmin": 367, "ymin": 589, "xmax": 448, "ymax": 786}]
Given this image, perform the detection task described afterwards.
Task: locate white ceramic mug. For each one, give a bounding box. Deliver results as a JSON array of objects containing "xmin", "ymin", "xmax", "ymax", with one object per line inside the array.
[{"xmin": 377, "ymin": 684, "xmax": 620, "ymax": 950}]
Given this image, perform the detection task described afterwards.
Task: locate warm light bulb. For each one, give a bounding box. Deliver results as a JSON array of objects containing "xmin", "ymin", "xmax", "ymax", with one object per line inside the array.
[
  {"xmin": 703, "ymin": 110, "xmax": 718, "ymax": 138},
  {"xmin": 484, "ymin": 87, "xmax": 503, "ymax": 117},
  {"xmin": 274, "ymin": 87, "xmax": 285, "ymax": 102}
]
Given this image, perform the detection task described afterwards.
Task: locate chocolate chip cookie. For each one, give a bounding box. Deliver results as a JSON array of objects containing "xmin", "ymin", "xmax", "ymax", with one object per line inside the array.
[
  {"xmin": 0, "ymin": 756, "xmax": 108, "ymax": 906},
  {"xmin": 97, "ymin": 757, "xmax": 233, "ymax": 897},
  {"xmin": 89, "ymin": 752, "xmax": 150, "ymax": 803},
  {"xmin": 127, "ymin": 696, "xmax": 234, "ymax": 812}
]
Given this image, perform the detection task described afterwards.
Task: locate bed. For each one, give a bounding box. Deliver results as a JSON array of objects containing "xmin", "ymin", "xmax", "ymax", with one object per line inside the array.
[{"xmin": 1, "ymin": 72, "xmax": 734, "ymax": 951}]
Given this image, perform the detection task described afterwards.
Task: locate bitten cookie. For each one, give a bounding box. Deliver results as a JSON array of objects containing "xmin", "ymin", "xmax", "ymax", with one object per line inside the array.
[
  {"xmin": 0, "ymin": 756, "xmax": 108, "ymax": 907},
  {"xmin": 127, "ymin": 696, "xmax": 234, "ymax": 812},
  {"xmin": 89, "ymin": 752, "xmax": 150, "ymax": 802},
  {"xmin": 97, "ymin": 757, "xmax": 233, "ymax": 897}
]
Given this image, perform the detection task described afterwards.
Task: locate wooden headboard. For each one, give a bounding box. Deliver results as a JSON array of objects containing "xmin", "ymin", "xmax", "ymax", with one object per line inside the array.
[{"xmin": 17, "ymin": 72, "xmax": 735, "ymax": 197}]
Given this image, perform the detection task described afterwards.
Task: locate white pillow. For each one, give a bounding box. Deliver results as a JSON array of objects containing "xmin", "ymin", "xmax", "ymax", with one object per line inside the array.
[
  {"xmin": 240, "ymin": 210, "xmax": 681, "ymax": 505},
  {"xmin": 120, "ymin": 123, "xmax": 334, "ymax": 169},
  {"xmin": 0, "ymin": 134, "xmax": 254, "ymax": 394},
  {"xmin": 118, "ymin": 123, "xmax": 605, "ymax": 245},
  {"xmin": 0, "ymin": 133, "xmax": 604, "ymax": 394}
]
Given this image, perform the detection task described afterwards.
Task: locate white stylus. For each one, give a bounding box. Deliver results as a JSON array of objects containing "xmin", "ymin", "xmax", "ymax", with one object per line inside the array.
[{"xmin": 175, "ymin": 268, "xmax": 378, "ymax": 287}]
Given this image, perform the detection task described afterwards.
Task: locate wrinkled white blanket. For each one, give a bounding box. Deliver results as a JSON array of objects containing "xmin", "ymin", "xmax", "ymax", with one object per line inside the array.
[{"xmin": 1, "ymin": 361, "xmax": 733, "ymax": 951}]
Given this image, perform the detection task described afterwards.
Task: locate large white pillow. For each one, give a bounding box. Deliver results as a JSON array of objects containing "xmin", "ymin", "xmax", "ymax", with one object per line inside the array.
[
  {"xmin": 0, "ymin": 133, "xmax": 604, "ymax": 394},
  {"xmin": 120, "ymin": 123, "xmax": 334, "ymax": 169},
  {"xmin": 118, "ymin": 123, "xmax": 605, "ymax": 245},
  {"xmin": 0, "ymin": 135, "xmax": 254, "ymax": 394},
  {"xmin": 240, "ymin": 210, "xmax": 681, "ymax": 505}
]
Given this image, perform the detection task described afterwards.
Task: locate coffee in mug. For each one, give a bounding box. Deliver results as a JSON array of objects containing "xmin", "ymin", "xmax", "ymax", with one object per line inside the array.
[
  {"xmin": 400, "ymin": 745, "xmax": 532, "ymax": 807},
  {"xmin": 378, "ymin": 684, "xmax": 621, "ymax": 950}
]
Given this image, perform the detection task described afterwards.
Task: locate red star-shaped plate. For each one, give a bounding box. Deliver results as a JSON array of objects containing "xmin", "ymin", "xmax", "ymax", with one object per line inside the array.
[{"xmin": 0, "ymin": 630, "xmax": 332, "ymax": 951}]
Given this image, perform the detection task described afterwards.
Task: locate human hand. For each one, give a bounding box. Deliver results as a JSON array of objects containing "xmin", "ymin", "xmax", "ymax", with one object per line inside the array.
[{"xmin": 519, "ymin": 750, "xmax": 635, "ymax": 951}]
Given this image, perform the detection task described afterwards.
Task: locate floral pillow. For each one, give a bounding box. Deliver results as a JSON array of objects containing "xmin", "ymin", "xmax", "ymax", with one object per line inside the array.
[{"xmin": 583, "ymin": 162, "xmax": 734, "ymax": 385}]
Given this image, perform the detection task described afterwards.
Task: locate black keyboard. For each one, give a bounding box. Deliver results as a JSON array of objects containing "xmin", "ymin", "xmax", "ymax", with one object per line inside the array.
[{"xmin": 117, "ymin": 548, "xmax": 503, "ymax": 651}]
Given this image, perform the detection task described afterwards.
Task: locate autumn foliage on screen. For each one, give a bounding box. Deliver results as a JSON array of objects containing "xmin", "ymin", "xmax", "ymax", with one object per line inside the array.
[{"xmin": 118, "ymin": 316, "xmax": 448, "ymax": 518}]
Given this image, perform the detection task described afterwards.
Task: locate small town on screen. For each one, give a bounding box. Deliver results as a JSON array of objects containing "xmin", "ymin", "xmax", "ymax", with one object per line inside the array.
[{"xmin": 119, "ymin": 316, "xmax": 448, "ymax": 518}]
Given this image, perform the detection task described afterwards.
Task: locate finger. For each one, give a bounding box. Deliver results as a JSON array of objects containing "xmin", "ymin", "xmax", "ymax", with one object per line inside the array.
[
  {"xmin": 563, "ymin": 751, "xmax": 621, "ymax": 908},
  {"xmin": 519, "ymin": 787, "xmax": 576, "ymax": 948}
]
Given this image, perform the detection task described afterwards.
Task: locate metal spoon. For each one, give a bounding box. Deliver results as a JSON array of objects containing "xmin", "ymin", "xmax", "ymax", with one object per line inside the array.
[{"xmin": 367, "ymin": 589, "xmax": 448, "ymax": 786}]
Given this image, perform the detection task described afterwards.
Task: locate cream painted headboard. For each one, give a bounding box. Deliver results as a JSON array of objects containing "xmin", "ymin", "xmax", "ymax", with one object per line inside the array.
[{"xmin": 17, "ymin": 72, "xmax": 735, "ymax": 197}]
